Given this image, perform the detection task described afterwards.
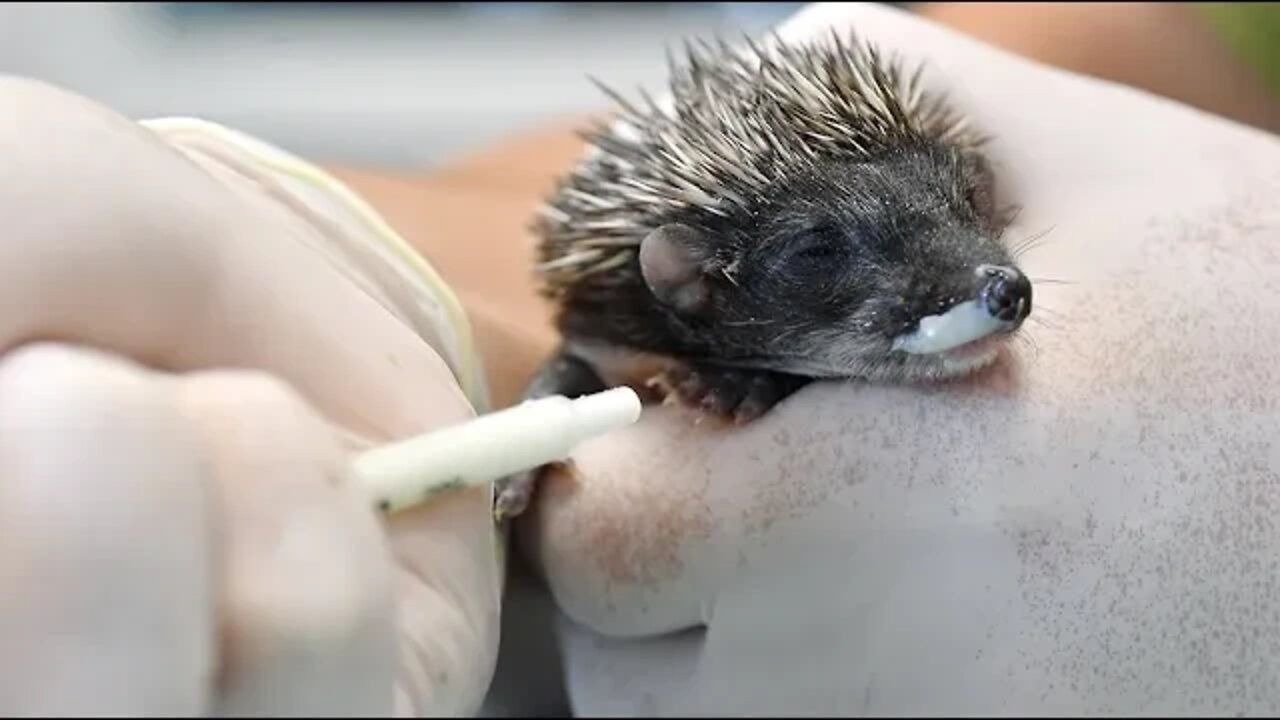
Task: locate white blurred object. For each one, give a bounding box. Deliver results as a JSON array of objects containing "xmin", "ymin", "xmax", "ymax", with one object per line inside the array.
[{"xmin": 353, "ymin": 387, "xmax": 641, "ymax": 515}]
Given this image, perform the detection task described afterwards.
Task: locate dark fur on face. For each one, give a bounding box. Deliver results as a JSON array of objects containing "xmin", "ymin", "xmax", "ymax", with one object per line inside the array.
[
  {"xmin": 494, "ymin": 31, "xmax": 1035, "ymax": 521},
  {"xmin": 534, "ymin": 31, "xmax": 1030, "ymax": 385},
  {"xmin": 553, "ymin": 139, "xmax": 1021, "ymax": 382}
]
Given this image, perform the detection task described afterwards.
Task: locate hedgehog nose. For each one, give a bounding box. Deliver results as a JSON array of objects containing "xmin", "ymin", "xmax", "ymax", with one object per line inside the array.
[{"xmin": 976, "ymin": 265, "xmax": 1032, "ymax": 325}]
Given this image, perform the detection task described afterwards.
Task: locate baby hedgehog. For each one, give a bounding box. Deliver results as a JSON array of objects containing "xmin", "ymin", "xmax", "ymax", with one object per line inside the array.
[{"xmin": 495, "ymin": 31, "xmax": 1033, "ymax": 521}]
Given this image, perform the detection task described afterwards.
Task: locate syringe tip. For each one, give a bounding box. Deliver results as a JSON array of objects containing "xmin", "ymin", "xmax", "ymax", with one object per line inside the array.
[{"xmin": 566, "ymin": 386, "xmax": 643, "ymax": 440}]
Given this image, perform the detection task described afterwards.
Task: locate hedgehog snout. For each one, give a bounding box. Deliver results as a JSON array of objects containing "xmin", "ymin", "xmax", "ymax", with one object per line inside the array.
[{"xmin": 976, "ymin": 264, "xmax": 1032, "ymax": 327}]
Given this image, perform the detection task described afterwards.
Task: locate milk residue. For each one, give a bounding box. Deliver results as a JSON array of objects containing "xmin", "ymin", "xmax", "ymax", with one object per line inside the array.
[{"xmin": 891, "ymin": 300, "xmax": 1005, "ymax": 355}]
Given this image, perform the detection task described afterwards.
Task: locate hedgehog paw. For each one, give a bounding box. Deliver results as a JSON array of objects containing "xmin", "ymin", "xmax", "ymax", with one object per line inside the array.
[{"xmin": 655, "ymin": 364, "xmax": 809, "ymax": 425}]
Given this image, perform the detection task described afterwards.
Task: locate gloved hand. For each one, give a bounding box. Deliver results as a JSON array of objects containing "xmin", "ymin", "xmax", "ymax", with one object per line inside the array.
[
  {"xmin": 0, "ymin": 77, "xmax": 501, "ymax": 716},
  {"xmin": 518, "ymin": 2, "xmax": 1280, "ymax": 715}
]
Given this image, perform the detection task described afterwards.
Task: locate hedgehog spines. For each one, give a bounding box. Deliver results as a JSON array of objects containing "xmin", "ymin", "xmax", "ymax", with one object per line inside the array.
[{"xmin": 534, "ymin": 29, "xmax": 987, "ymax": 300}]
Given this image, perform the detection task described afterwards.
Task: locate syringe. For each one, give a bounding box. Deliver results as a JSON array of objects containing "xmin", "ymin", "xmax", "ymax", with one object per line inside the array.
[{"xmin": 351, "ymin": 386, "xmax": 642, "ymax": 515}]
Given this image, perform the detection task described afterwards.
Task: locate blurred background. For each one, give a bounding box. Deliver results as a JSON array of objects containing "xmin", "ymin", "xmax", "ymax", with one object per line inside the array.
[
  {"xmin": 0, "ymin": 2, "xmax": 1273, "ymax": 175},
  {"xmin": 0, "ymin": 2, "xmax": 817, "ymax": 170}
]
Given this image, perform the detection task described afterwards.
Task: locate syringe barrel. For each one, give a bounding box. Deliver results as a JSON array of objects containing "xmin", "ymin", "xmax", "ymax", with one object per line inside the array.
[{"xmin": 353, "ymin": 387, "xmax": 641, "ymax": 514}]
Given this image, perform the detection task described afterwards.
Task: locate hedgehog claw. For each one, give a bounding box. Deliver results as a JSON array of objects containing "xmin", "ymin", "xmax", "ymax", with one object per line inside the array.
[
  {"xmin": 654, "ymin": 363, "xmax": 810, "ymax": 425},
  {"xmin": 493, "ymin": 470, "xmax": 535, "ymax": 523},
  {"xmin": 494, "ymin": 460, "xmax": 569, "ymax": 523}
]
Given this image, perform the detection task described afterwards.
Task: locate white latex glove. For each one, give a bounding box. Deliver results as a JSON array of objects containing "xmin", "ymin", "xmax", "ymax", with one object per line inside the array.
[
  {"xmin": 0, "ymin": 76, "xmax": 500, "ymax": 716},
  {"xmin": 519, "ymin": 2, "xmax": 1280, "ymax": 715}
]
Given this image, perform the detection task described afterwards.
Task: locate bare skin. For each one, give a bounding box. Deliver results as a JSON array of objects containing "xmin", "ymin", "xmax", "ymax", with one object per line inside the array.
[
  {"xmin": 915, "ymin": 1, "xmax": 1280, "ymax": 133},
  {"xmin": 363, "ymin": 3, "xmax": 1280, "ymax": 715}
]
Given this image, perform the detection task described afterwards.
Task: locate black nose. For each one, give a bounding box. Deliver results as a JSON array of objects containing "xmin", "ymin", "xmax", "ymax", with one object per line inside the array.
[{"xmin": 978, "ymin": 265, "xmax": 1032, "ymax": 324}]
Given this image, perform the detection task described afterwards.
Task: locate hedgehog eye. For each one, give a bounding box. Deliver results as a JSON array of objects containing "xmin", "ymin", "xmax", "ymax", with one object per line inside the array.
[
  {"xmin": 794, "ymin": 244, "xmax": 841, "ymax": 261},
  {"xmin": 787, "ymin": 224, "xmax": 847, "ymax": 263}
]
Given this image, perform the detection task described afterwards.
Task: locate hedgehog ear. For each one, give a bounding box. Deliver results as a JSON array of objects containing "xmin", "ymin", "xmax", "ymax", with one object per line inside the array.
[{"xmin": 639, "ymin": 223, "xmax": 716, "ymax": 316}]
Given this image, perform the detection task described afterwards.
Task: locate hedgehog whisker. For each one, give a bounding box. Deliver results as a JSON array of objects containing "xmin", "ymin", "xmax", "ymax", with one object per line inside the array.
[
  {"xmin": 1010, "ymin": 331, "xmax": 1042, "ymax": 364},
  {"xmin": 1010, "ymin": 224, "xmax": 1057, "ymax": 259},
  {"xmin": 536, "ymin": 29, "xmax": 1027, "ymax": 392},
  {"xmin": 1014, "ymin": 238, "xmax": 1052, "ymax": 259},
  {"xmin": 1028, "ymin": 277, "xmax": 1077, "ymax": 286},
  {"xmin": 1011, "ymin": 223, "xmax": 1054, "ymax": 248},
  {"xmin": 1026, "ymin": 314, "xmax": 1059, "ymax": 332},
  {"xmin": 1031, "ymin": 304, "xmax": 1070, "ymax": 323}
]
